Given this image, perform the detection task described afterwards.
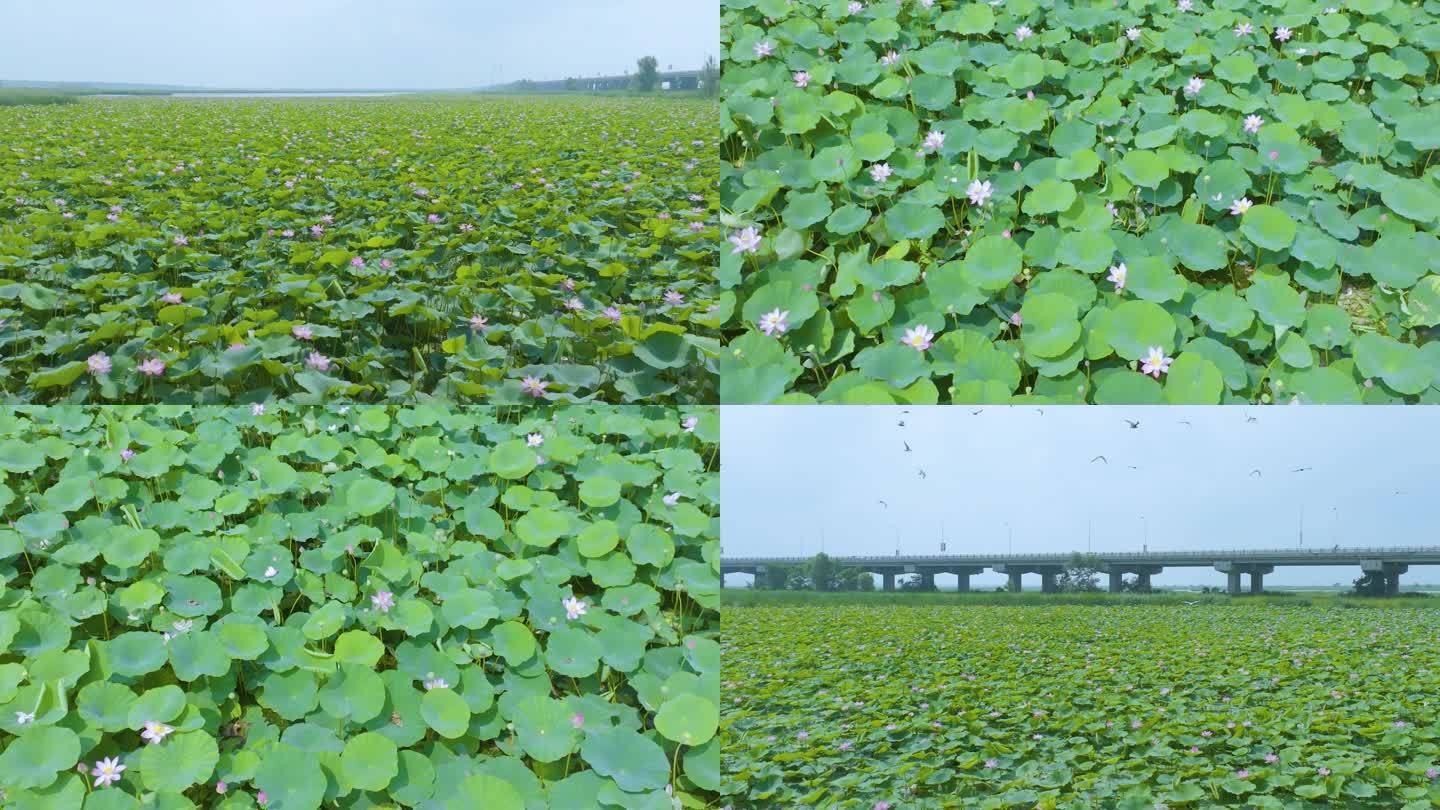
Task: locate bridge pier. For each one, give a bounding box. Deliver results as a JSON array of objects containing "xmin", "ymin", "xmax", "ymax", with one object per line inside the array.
[
  {"xmin": 1007, "ymin": 571, "xmax": 1022, "ymax": 592},
  {"xmin": 951, "ymin": 566, "xmax": 982, "ymax": 593},
  {"xmin": 919, "ymin": 569, "xmax": 936, "ymax": 591},
  {"xmin": 1361, "ymin": 561, "xmax": 1408, "ymax": 596},
  {"xmin": 1103, "ymin": 565, "xmax": 1161, "ymax": 593},
  {"xmin": 882, "ymin": 571, "xmax": 895, "ymax": 592},
  {"xmin": 1040, "ymin": 570, "xmax": 1057, "ymax": 593},
  {"xmin": 1216, "ymin": 562, "xmax": 1272, "ymax": 595}
]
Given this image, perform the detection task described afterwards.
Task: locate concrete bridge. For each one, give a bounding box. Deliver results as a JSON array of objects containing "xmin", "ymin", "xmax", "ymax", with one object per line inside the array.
[
  {"xmin": 495, "ymin": 70, "xmax": 703, "ymax": 93},
  {"xmin": 721, "ymin": 547, "xmax": 1440, "ymax": 595}
]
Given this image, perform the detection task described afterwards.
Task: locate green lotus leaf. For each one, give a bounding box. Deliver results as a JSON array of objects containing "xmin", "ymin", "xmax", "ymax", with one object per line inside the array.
[
  {"xmin": 1239, "ymin": 205, "xmax": 1297, "ymax": 251},
  {"xmin": 341, "ymin": 732, "xmax": 398, "ymax": 792}
]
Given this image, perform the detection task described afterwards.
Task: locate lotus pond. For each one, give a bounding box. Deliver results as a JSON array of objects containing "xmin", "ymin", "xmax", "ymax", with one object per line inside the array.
[
  {"xmin": 0, "ymin": 404, "xmax": 719, "ymax": 808},
  {"xmin": 0, "ymin": 95, "xmax": 719, "ymax": 404},
  {"xmin": 722, "ymin": 603, "xmax": 1440, "ymax": 808},
  {"xmin": 720, "ymin": 0, "xmax": 1440, "ymax": 404}
]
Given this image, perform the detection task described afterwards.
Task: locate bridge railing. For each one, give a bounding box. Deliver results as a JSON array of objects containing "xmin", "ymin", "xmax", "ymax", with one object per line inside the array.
[{"xmin": 723, "ymin": 546, "xmax": 1440, "ymax": 566}]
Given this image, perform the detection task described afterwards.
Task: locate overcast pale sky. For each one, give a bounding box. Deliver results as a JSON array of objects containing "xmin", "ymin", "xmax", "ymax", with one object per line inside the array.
[
  {"xmin": 723, "ymin": 407, "xmax": 1440, "ymax": 589},
  {"xmin": 0, "ymin": 0, "xmax": 716, "ymax": 89}
]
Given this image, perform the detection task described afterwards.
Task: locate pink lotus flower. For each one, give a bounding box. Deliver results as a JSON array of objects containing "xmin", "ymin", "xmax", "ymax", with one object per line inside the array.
[
  {"xmin": 138, "ymin": 358, "xmax": 166, "ymax": 376},
  {"xmin": 1244, "ymin": 115, "xmax": 1264, "ymax": 134},
  {"xmin": 173, "ymin": 235, "xmax": 188, "ymax": 246},
  {"xmin": 1015, "ymin": 25, "xmax": 1033, "ymax": 41},
  {"xmin": 663, "ymin": 492, "xmax": 683, "ymax": 506},
  {"xmin": 1317, "ymin": 766, "xmax": 1330, "ymax": 776},
  {"xmin": 379, "ymin": 258, "xmax": 393, "ymax": 269},
  {"xmin": 251, "ymin": 403, "xmax": 265, "ymax": 416},
  {"xmin": 901, "ymin": 325, "xmax": 935, "ymax": 351},
  {"xmin": 1230, "ymin": 197, "xmax": 1253, "ymax": 216},
  {"xmin": 216, "ymin": 782, "xmax": 227, "ymax": 794},
  {"xmin": 161, "ymin": 292, "xmax": 183, "ymax": 305},
  {"xmin": 563, "ymin": 596, "xmax": 587, "ymax": 620},
  {"xmin": 602, "ymin": 306, "xmax": 622, "ymax": 322},
  {"xmin": 1107, "ymin": 263, "xmax": 1127, "ymax": 291},
  {"xmin": 350, "ymin": 256, "xmax": 364, "ymax": 267},
  {"xmin": 88, "ymin": 352, "xmax": 112, "ymax": 375},
  {"xmin": 372, "ymin": 590, "xmax": 395, "ymax": 613},
  {"xmin": 1141, "ymin": 347, "xmax": 1173, "ymax": 377},
  {"xmin": 794, "ymin": 71, "xmax": 811, "ymax": 88},
  {"xmin": 729, "ymin": 226, "xmax": 762, "ymax": 254},
  {"xmin": 304, "ymin": 352, "xmax": 330, "ymax": 371},
  {"xmin": 1274, "ymin": 26, "xmax": 1292, "ymax": 41},
  {"xmin": 681, "ymin": 416, "xmax": 699, "ymax": 432},
  {"xmin": 520, "ymin": 376, "xmax": 548, "ymax": 397},
  {"xmin": 1234, "ymin": 22, "xmax": 1253, "ymax": 36},
  {"xmin": 663, "ymin": 291, "xmax": 685, "ymax": 306},
  {"xmin": 1126, "ymin": 27, "xmax": 1141, "ymax": 40},
  {"xmin": 881, "ymin": 50, "xmax": 900, "ymax": 66},
  {"xmin": 121, "ymin": 448, "xmax": 135, "ymax": 462},
  {"xmin": 571, "ymin": 713, "xmax": 585, "ymax": 729},
  {"xmin": 91, "ymin": 756, "xmax": 126, "ymax": 788},
  {"xmin": 141, "ymin": 721, "xmax": 174, "ymax": 745},
  {"xmin": 753, "ymin": 40, "xmax": 774, "ymax": 58},
  {"xmin": 292, "ymin": 325, "xmax": 313, "ymax": 340},
  {"xmin": 1236, "ymin": 769, "xmax": 1250, "ymax": 779},
  {"xmin": 469, "ymin": 314, "xmax": 489, "ymax": 332},
  {"xmin": 1264, "ymin": 752, "xmax": 1279, "ymax": 763},
  {"xmin": 922, "ymin": 130, "xmax": 945, "ymax": 152},
  {"xmin": 967, "ymin": 179, "xmax": 993, "ymax": 206},
  {"xmin": 869, "ymin": 163, "xmax": 893, "ymax": 183}
]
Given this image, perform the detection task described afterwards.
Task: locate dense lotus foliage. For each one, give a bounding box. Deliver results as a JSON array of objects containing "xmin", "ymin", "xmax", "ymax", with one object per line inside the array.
[
  {"xmin": 720, "ymin": 0, "xmax": 1440, "ymax": 404},
  {"xmin": 0, "ymin": 405, "xmax": 719, "ymax": 808},
  {"xmin": 723, "ymin": 604, "xmax": 1440, "ymax": 808},
  {"xmin": 0, "ymin": 96, "xmax": 719, "ymax": 404}
]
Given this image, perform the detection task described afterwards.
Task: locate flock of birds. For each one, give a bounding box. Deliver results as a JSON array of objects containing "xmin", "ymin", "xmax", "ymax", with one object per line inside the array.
[{"xmin": 875, "ymin": 409, "xmax": 1409, "ymax": 535}]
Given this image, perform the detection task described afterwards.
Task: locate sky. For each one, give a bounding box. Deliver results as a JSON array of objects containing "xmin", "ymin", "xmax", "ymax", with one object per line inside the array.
[
  {"xmin": 722, "ymin": 406, "xmax": 1440, "ymax": 589},
  {"xmin": 0, "ymin": 0, "xmax": 716, "ymax": 89}
]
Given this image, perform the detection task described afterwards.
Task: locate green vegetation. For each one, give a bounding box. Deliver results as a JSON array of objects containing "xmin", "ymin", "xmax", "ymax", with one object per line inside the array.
[
  {"xmin": 0, "ymin": 96, "xmax": 718, "ymax": 403},
  {"xmin": 0, "ymin": 405, "xmax": 719, "ymax": 807},
  {"xmin": 635, "ymin": 56, "xmax": 661, "ymax": 92},
  {"xmin": 720, "ymin": 0, "xmax": 1440, "ymax": 404},
  {"xmin": 723, "ymin": 601, "xmax": 1440, "ymax": 807},
  {"xmin": 0, "ymin": 89, "xmax": 78, "ymax": 106}
]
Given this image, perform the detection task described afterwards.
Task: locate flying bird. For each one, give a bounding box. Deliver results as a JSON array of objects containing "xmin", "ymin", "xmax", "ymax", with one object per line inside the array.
[
  {"xmin": 878, "ymin": 500, "xmax": 888, "ymax": 509},
  {"xmin": 1244, "ymin": 413, "xmax": 1258, "ymax": 423},
  {"xmin": 1182, "ymin": 600, "xmax": 1201, "ymax": 606},
  {"xmin": 917, "ymin": 469, "xmax": 927, "ymax": 479},
  {"xmin": 897, "ymin": 420, "xmax": 906, "ymax": 427},
  {"xmin": 1177, "ymin": 420, "xmax": 1192, "ymax": 427},
  {"xmin": 1127, "ymin": 465, "xmax": 1140, "ymax": 470},
  {"xmin": 903, "ymin": 441, "xmax": 911, "ymax": 452},
  {"xmin": 1090, "ymin": 455, "xmax": 1107, "ymax": 464},
  {"xmin": 1249, "ymin": 469, "xmax": 1262, "ymax": 478},
  {"xmin": 1123, "ymin": 419, "xmax": 1140, "ymax": 429},
  {"xmin": 1291, "ymin": 467, "xmax": 1312, "ymax": 473},
  {"xmin": 1035, "ymin": 408, "xmax": 1045, "ymax": 416},
  {"xmin": 971, "ymin": 409, "xmax": 983, "ymax": 415}
]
